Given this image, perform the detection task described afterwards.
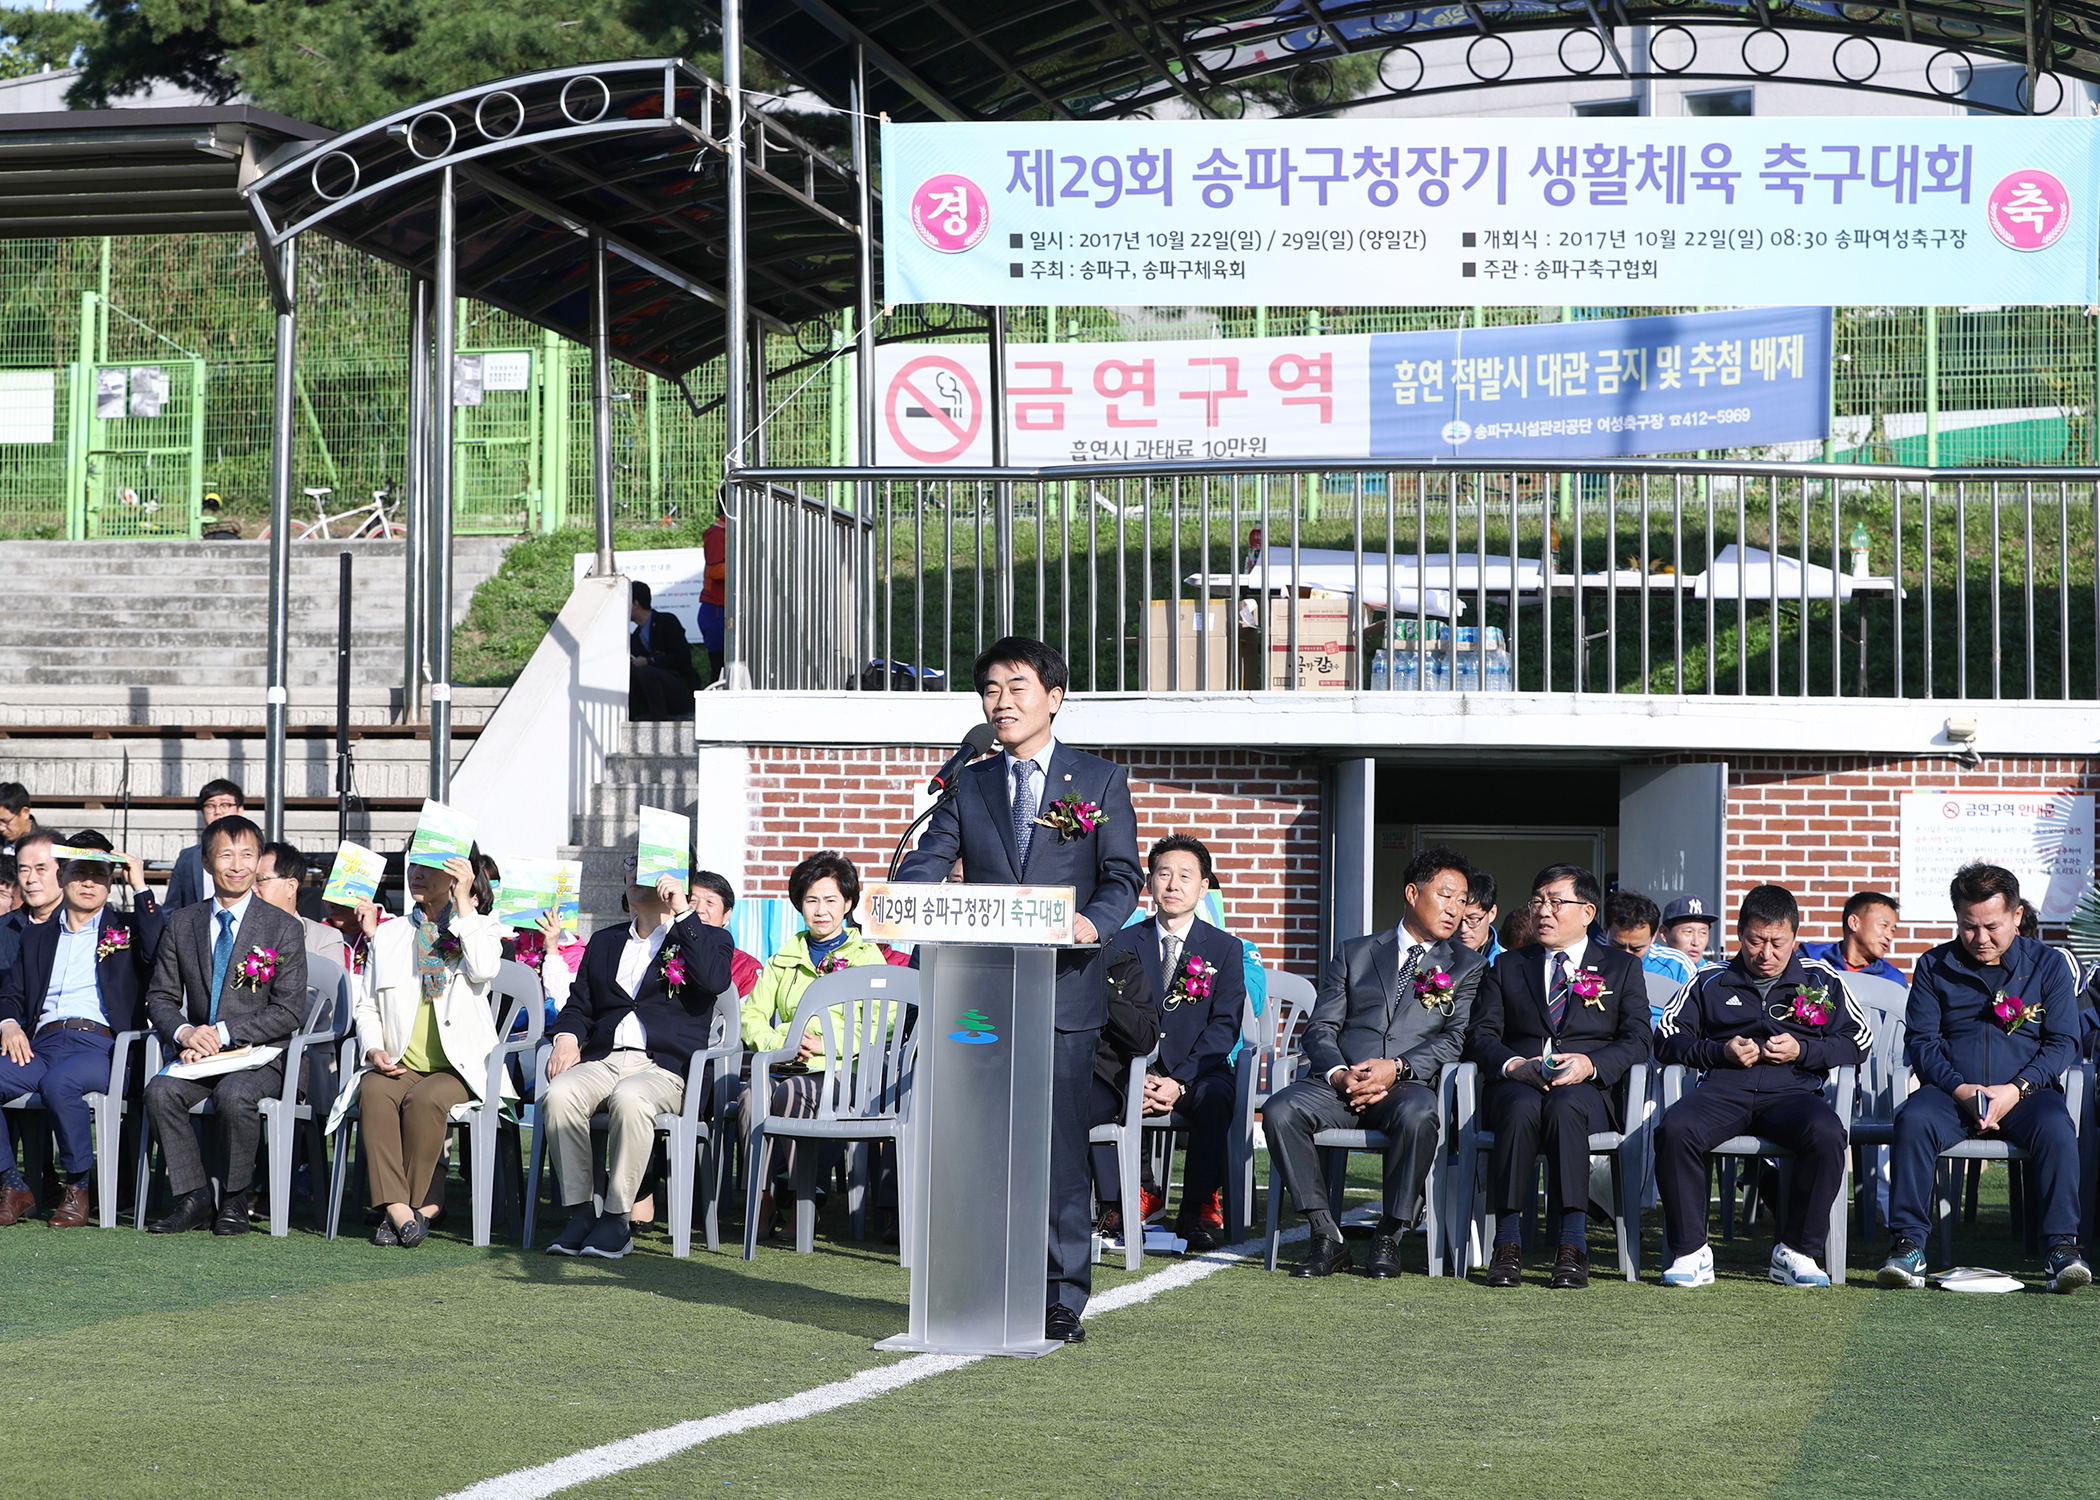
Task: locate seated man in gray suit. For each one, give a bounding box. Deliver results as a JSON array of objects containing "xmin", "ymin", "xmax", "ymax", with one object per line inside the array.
[
  {"xmin": 143, "ymin": 814, "xmax": 309, "ymax": 1236},
  {"xmin": 1267, "ymin": 844, "xmax": 1485, "ymax": 1278}
]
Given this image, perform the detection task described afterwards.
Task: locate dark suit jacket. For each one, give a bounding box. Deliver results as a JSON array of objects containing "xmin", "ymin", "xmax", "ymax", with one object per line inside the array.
[
  {"xmin": 1091, "ymin": 947, "xmax": 1159, "ymax": 1092},
  {"xmin": 164, "ymin": 844, "xmax": 207, "ymax": 911},
  {"xmin": 1301, "ymin": 926, "xmax": 1485, "ymax": 1082},
  {"xmin": 895, "ymin": 741, "xmax": 1143, "ymax": 1033},
  {"xmin": 0, "ymin": 899, "xmax": 167, "ymax": 1035},
  {"xmin": 144, "ymin": 897, "xmax": 309, "ymax": 1050},
  {"xmin": 631, "ymin": 610, "xmax": 702, "ymax": 683},
  {"xmin": 1111, "ymin": 915, "xmax": 1244, "ymax": 1088},
  {"xmin": 1467, "ymin": 942, "xmax": 1651, "ymax": 1103},
  {"xmin": 548, "ymin": 911, "xmax": 733, "ymax": 1075}
]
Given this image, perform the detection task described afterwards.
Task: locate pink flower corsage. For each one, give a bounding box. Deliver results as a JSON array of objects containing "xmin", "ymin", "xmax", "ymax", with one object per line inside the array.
[
  {"xmin": 1571, "ymin": 970, "xmax": 1607, "ymax": 1009},
  {"xmin": 96, "ymin": 927, "xmax": 131, "ymax": 963},
  {"xmin": 1994, "ymin": 990, "xmax": 2043, "ymax": 1033},
  {"xmin": 235, "ymin": 947, "xmax": 279, "ymax": 990},
  {"xmin": 1414, "ymin": 967, "xmax": 1455, "ymax": 1012}
]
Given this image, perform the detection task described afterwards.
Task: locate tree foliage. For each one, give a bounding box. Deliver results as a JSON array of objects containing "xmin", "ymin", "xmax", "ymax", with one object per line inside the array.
[{"xmin": 0, "ymin": 8, "xmax": 104, "ymax": 82}]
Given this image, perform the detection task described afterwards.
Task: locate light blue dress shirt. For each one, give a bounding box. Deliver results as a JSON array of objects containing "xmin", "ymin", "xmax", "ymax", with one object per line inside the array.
[{"xmin": 41, "ymin": 911, "xmax": 106, "ymax": 1026}]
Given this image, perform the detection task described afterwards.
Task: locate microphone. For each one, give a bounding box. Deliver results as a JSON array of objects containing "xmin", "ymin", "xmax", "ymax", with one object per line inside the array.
[{"xmin": 927, "ymin": 723, "xmax": 999, "ymax": 797}]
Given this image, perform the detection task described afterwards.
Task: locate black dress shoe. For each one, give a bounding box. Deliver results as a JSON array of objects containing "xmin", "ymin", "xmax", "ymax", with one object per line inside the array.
[
  {"xmin": 1484, "ymin": 1242, "xmax": 1524, "ymax": 1288},
  {"xmin": 1292, "ymin": 1234, "xmax": 1354, "ymax": 1278},
  {"xmin": 1176, "ymin": 1222, "xmax": 1217, "ymax": 1255},
  {"xmin": 213, "ymin": 1190, "xmax": 254, "ymax": 1236},
  {"xmin": 1366, "ymin": 1228, "xmax": 1406, "ymax": 1278},
  {"xmin": 1046, "ymin": 1306, "xmax": 1086, "ymax": 1343},
  {"xmin": 148, "ymin": 1188, "xmax": 217, "ymax": 1234},
  {"xmin": 1549, "ymin": 1243, "xmax": 1591, "ymax": 1289}
]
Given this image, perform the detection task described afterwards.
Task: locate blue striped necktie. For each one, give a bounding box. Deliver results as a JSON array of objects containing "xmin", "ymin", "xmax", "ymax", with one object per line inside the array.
[
  {"xmin": 1547, "ymin": 951, "xmax": 1571, "ymax": 1030},
  {"xmin": 1012, "ymin": 760, "xmax": 1039, "ymax": 868},
  {"xmin": 209, "ymin": 909, "xmax": 237, "ymax": 1022}
]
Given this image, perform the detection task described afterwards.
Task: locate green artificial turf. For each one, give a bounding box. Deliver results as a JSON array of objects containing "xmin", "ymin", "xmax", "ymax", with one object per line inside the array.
[{"xmin": 0, "ymin": 1163, "xmax": 2093, "ymax": 1500}]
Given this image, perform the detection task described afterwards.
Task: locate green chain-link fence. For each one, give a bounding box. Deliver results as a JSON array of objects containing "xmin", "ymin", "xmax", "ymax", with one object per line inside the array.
[{"xmin": 1, "ymin": 236, "xmax": 2094, "ymax": 540}]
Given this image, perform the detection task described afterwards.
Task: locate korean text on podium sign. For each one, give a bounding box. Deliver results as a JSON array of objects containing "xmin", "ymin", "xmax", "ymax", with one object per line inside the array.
[{"xmin": 859, "ymin": 881, "xmax": 1077, "ymax": 946}]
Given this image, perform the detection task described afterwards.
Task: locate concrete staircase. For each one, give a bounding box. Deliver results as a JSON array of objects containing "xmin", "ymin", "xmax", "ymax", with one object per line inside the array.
[
  {"xmin": 0, "ymin": 538, "xmax": 512, "ymax": 690},
  {"xmin": 560, "ymin": 720, "xmax": 699, "ymax": 936},
  {"xmin": 0, "ymin": 536, "xmax": 518, "ymax": 873}
]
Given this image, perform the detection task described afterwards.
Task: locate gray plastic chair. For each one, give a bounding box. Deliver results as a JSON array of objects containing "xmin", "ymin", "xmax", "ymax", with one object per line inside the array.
[
  {"xmin": 1, "ymin": 1022, "xmax": 147, "ymax": 1230},
  {"xmin": 1846, "ymin": 989, "xmax": 1906, "ymax": 1243},
  {"xmin": 137, "ymin": 949, "xmax": 354, "ymax": 1235},
  {"xmin": 1449, "ymin": 1059, "xmax": 1651, "ymax": 1281},
  {"xmin": 521, "ymin": 984, "xmax": 742, "ymax": 1257},
  {"xmin": 1089, "ymin": 1041, "xmax": 1159, "ymax": 1270},
  {"xmin": 743, "ymin": 967, "xmax": 918, "ymax": 1261},
  {"xmin": 1659, "ymin": 1062, "xmax": 1858, "ymax": 1282}
]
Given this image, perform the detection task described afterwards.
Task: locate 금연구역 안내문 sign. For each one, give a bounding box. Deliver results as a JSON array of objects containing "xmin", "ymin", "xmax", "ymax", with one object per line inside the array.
[{"xmin": 881, "ymin": 117, "xmax": 2098, "ymax": 308}]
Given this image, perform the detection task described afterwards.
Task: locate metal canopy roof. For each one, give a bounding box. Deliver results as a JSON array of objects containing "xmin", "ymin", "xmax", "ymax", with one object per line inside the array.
[
  {"xmin": 244, "ymin": 58, "xmax": 868, "ymax": 381},
  {"xmin": 0, "ymin": 105, "xmax": 333, "ymax": 240},
  {"xmin": 745, "ymin": 0, "xmax": 2096, "ymax": 121}
]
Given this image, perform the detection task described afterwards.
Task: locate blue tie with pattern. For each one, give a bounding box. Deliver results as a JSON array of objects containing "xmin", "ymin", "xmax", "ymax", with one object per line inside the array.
[
  {"xmin": 1012, "ymin": 759, "xmax": 1040, "ymax": 870},
  {"xmin": 1547, "ymin": 951, "xmax": 1571, "ymax": 1031},
  {"xmin": 209, "ymin": 909, "xmax": 237, "ymax": 1023}
]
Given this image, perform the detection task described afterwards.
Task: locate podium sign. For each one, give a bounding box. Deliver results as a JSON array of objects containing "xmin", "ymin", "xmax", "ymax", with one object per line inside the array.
[
  {"xmin": 860, "ymin": 880, "xmax": 1077, "ymax": 946},
  {"xmin": 876, "ymin": 929, "xmax": 1070, "ymax": 1358}
]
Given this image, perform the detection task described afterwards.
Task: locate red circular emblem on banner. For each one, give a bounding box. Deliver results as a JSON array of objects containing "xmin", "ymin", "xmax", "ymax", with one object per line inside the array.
[{"xmin": 909, "ymin": 174, "xmax": 992, "ymax": 253}]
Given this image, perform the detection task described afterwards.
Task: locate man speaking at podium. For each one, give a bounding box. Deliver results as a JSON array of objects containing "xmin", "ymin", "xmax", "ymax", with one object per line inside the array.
[{"xmin": 897, "ymin": 637, "xmax": 1143, "ymax": 1344}]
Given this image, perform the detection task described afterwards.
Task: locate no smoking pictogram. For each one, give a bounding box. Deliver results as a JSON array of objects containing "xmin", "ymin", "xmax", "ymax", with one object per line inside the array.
[{"xmin": 885, "ymin": 355, "xmax": 983, "ymax": 464}]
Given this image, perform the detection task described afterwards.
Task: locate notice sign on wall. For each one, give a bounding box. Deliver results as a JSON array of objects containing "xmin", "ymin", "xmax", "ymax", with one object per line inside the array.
[
  {"xmin": 882, "ymin": 117, "xmax": 2099, "ymax": 307},
  {"xmin": 875, "ymin": 307, "xmax": 1828, "ymax": 465},
  {"xmin": 1898, "ymin": 791, "xmax": 2094, "ymax": 923}
]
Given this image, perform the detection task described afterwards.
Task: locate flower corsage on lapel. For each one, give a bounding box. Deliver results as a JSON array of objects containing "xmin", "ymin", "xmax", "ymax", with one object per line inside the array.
[
  {"xmin": 512, "ymin": 930, "xmax": 545, "ymax": 974},
  {"xmin": 95, "ymin": 926, "xmax": 131, "ymax": 963},
  {"xmin": 1164, "ymin": 952, "xmax": 1215, "ymax": 1011},
  {"xmin": 1570, "ymin": 968, "xmax": 1609, "ymax": 1011},
  {"xmin": 659, "ymin": 948, "xmax": 691, "ymax": 991},
  {"xmin": 1034, "ymin": 795, "xmax": 1104, "ymax": 843},
  {"xmin": 1993, "ymin": 990, "xmax": 2044, "ymax": 1034},
  {"xmin": 817, "ymin": 950, "xmax": 854, "ymax": 975},
  {"xmin": 235, "ymin": 946, "xmax": 280, "ymax": 990},
  {"xmin": 431, "ymin": 928, "xmax": 463, "ymax": 964},
  {"xmin": 1778, "ymin": 983, "xmax": 1832, "ymax": 1028},
  {"xmin": 1414, "ymin": 967, "xmax": 1457, "ymax": 1015}
]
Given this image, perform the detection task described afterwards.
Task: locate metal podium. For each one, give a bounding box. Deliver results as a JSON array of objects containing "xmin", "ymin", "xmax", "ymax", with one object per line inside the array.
[{"xmin": 876, "ymin": 940, "xmax": 1065, "ymax": 1358}]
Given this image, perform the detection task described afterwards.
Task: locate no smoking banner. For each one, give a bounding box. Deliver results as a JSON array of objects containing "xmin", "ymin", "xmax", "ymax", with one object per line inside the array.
[{"xmin": 877, "ymin": 349, "xmax": 992, "ymax": 466}]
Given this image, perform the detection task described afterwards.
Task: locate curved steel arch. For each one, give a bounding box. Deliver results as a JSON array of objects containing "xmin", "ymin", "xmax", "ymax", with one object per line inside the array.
[
  {"xmin": 243, "ymin": 57, "xmax": 871, "ymax": 378},
  {"xmin": 747, "ymin": 0, "xmax": 2094, "ymax": 122}
]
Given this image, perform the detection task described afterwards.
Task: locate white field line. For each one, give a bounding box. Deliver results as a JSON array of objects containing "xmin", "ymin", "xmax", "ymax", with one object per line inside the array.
[{"xmin": 441, "ymin": 1223, "xmax": 1312, "ymax": 1500}]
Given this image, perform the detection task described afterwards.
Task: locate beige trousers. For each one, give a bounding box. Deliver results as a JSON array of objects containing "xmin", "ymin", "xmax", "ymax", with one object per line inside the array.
[{"xmin": 542, "ymin": 1050, "xmax": 684, "ymax": 1214}]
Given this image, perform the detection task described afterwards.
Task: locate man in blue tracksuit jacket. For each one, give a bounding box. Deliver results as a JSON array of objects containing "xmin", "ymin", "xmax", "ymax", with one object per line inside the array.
[
  {"xmin": 1879, "ymin": 862, "xmax": 2088, "ymax": 1291},
  {"xmin": 1654, "ymin": 883, "xmax": 1872, "ymax": 1288}
]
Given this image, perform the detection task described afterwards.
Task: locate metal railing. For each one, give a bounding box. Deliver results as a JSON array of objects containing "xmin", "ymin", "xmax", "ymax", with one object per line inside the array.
[{"xmin": 727, "ymin": 458, "xmax": 2100, "ymax": 702}]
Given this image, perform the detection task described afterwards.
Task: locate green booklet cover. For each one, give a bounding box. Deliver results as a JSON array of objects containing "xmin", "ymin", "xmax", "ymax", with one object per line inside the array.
[
  {"xmin": 553, "ymin": 860, "xmax": 581, "ymax": 932},
  {"xmin": 636, "ymin": 805, "xmax": 689, "ymax": 888},
  {"xmin": 493, "ymin": 857, "xmax": 559, "ymax": 930},
  {"xmin": 322, "ymin": 840, "xmax": 384, "ymax": 906},
  {"xmin": 406, "ymin": 799, "xmax": 477, "ymax": 869}
]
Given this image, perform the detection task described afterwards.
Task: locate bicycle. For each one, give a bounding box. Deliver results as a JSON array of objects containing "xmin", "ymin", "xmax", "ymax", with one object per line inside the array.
[{"xmin": 257, "ymin": 483, "xmax": 404, "ymax": 540}]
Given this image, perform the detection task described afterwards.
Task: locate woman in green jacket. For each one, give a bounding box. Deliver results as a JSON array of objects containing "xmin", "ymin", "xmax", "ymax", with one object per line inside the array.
[{"xmin": 739, "ymin": 850, "xmax": 891, "ymax": 1241}]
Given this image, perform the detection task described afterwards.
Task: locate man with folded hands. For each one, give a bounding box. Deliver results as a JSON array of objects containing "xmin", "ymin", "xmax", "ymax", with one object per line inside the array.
[
  {"xmin": 0, "ymin": 831, "xmax": 163, "ymax": 1226},
  {"xmin": 142, "ymin": 814, "xmax": 308, "ymax": 1236},
  {"xmin": 1266, "ymin": 845, "xmax": 1484, "ymax": 1279},
  {"xmin": 1878, "ymin": 862, "xmax": 2087, "ymax": 1293},
  {"xmin": 1653, "ymin": 883, "xmax": 1870, "ymax": 1289},
  {"xmin": 1466, "ymin": 863, "xmax": 1648, "ymax": 1290}
]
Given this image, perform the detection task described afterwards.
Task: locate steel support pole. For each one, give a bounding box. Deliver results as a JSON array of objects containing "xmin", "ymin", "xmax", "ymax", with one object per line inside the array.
[
  {"xmin": 989, "ymin": 305, "xmax": 1013, "ymax": 637},
  {"xmin": 264, "ymin": 238, "xmax": 298, "ymax": 842},
  {"xmin": 403, "ymin": 276, "xmax": 431, "ymax": 721},
  {"xmin": 591, "ymin": 235, "xmax": 617, "ymax": 577},
  {"xmin": 429, "ymin": 166, "xmax": 457, "ymax": 801},
  {"xmin": 722, "ymin": 0, "xmax": 749, "ymax": 675},
  {"xmin": 852, "ymin": 47, "xmax": 877, "ymax": 680}
]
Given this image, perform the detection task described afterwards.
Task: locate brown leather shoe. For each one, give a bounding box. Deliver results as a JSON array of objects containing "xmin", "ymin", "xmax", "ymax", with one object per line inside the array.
[
  {"xmin": 0, "ymin": 1185, "xmax": 34, "ymax": 1226},
  {"xmin": 1485, "ymin": 1241, "xmax": 1524, "ymax": 1288},
  {"xmin": 1550, "ymin": 1243, "xmax": 1591, "ymax": 1289},
  {"xmin": 48, "ymin": 1184, "xmax": 90, "ymax": 1229}
]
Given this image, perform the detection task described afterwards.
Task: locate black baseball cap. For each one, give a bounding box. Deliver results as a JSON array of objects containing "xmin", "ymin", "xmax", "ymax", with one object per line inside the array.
[{"xmin": 1661, "ymin": 895, "xmax": 1715, "ymax": 929}]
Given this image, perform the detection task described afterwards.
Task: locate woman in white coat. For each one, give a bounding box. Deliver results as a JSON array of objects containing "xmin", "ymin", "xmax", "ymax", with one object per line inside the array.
[{"xmin": 330, "ymin": 852, "xmax": 506, "ymax": 1247}]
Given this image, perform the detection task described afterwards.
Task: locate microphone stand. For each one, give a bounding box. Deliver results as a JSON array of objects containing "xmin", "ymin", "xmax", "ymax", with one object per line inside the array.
[{"xmin": 888, "ymin": 787, "xmax": 955, "ymax": 880}]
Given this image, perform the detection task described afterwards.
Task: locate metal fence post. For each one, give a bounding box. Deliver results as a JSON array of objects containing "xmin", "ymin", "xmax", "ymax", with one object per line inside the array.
[
  {"xmin": 264, "ymin": 236, "xmax": 298, "ymax": 842},
  {"xmin": 429, "ymin": 167, "xmax": 457, "ymax": 801}
]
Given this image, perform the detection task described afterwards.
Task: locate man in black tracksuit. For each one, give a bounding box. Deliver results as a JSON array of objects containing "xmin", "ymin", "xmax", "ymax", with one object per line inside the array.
[
  {"xmin": 1654, "ymin": 883, "xmax": 1871, "ymax": 1288},
  {"xmin": 1879, "ymin": 861, "xmax": 2088, "ymax": 1292}
]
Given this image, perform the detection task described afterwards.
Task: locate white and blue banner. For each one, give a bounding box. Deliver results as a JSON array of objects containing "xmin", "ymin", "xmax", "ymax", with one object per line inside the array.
[
  {"xmin": 873, "ymin": 307, "xmax": 1829, "ymax": 466},
  {"xmin": 881, "ymin": 117, "xmax": 2098, "ymax": 307}
]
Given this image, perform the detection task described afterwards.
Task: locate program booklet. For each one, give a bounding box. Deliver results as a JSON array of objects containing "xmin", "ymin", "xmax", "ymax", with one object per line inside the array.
[
  {"xmin": 636, "ymin": 805, "xmax": 690, "ymax": 888},
  {"xmin": 494, "ymin": 857, "xmax": 559, "ymax": 930},
  {"xmin": 406, "ymin": 799, "xmax": 477, "ymax": 869},
  {"xmin": 321, "ymin": 840, "xmax": 384, "ymax": 906}
]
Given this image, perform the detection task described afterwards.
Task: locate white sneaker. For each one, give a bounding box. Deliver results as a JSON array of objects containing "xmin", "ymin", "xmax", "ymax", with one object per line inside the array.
[
  {"xmin": 1770, "ymin": 1243, "xmax": 1831, "ymax": 1288},
  {"xmin": 1660, "ymin": 1244, "xmax": 1715, "ymax": 1287}
]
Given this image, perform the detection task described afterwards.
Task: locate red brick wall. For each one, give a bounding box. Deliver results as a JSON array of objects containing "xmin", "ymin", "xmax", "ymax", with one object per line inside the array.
[
  {"xmin": 742, "ymin": 745, "xmax": 1324, "ymax": 973},
  {"xmin": 1724, "ymin": 755, "xmax": 2099, "ymax": 965}
]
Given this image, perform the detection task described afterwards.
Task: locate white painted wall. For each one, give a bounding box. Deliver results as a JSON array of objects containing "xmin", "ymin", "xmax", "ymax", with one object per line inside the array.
[
  {"xmin": 693, "ymin": 744, "xmax": 751, "ymax": 897},
  {"xmin": 449, "ymin": 574, "xmax": 629, "ymax": 869}
]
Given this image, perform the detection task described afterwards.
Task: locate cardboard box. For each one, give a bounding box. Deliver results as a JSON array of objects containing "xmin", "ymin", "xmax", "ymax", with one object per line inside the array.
[
  {"xmin": 1143, "ymin": 600, "xmax": 1237, "ymax": 690},
  {"xmin": 1257, "ymin": 598, "xmax": 1356, "ymax": 691}
]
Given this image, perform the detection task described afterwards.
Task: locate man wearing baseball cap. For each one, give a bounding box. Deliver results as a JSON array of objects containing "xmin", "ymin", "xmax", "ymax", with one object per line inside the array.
[{"xmin": 1660, "ymin": 896, "xmax": 1715, "ymax": 966}]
